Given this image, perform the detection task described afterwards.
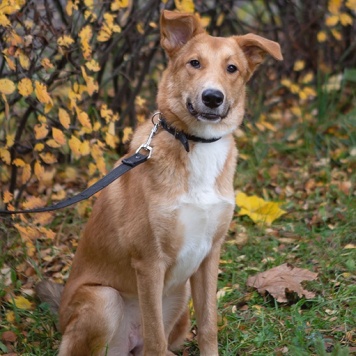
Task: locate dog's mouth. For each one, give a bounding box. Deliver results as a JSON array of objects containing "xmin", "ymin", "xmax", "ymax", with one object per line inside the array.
[{"xmin": 187, "ymin": 102, "xmax": 224, "ymax": 123}]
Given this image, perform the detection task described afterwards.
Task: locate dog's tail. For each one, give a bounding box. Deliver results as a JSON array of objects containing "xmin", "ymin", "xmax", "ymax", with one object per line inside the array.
[{"xmin": 35, "ymin": 280, "xmax": 64, "ymax": 316}]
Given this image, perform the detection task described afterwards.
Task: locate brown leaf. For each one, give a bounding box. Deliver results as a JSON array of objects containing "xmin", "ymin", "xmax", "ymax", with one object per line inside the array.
[
  {"xmin": 247, "ymin": 263, "xmax": 318, "ymax": 302},
  {"xmin": 2, "ymin": 330, "xmax": 17, "ymax": 343}
]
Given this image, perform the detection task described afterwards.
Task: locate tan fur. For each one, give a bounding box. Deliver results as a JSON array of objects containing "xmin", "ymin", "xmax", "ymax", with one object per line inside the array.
[{"xmin": 42, "ymin": 10, "xmax": 282, "ymax": 356}]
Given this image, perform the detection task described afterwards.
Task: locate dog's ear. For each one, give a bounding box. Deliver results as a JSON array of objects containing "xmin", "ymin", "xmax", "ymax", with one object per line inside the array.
[
  {"xmin": 160, "ymin": 10, "xmax": 205, "ymax": 57},
  {"xmin": 235, "ymin": 34, "xmax": 283, "ymax": 79}
]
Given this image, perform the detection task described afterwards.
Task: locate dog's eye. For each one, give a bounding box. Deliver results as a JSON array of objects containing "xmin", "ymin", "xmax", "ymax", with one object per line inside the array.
[
  {"xmin": 227, "ymin": 64, "xmax": 238, "ymax": 73},
  {"xmin": 189, "ymin": 60, "xmax": 201, "ymax": 68}
]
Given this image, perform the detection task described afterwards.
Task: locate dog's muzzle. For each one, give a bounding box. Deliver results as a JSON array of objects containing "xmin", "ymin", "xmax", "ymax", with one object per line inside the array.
[{"xmin": 187, "ymin": 89, "xmax": 228, "ymax": 123}]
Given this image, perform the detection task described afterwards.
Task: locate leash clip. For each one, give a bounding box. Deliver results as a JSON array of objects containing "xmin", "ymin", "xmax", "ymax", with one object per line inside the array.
[{"xmin": 135, "ymin": 112, "xmax": 161, "ymax": 159}]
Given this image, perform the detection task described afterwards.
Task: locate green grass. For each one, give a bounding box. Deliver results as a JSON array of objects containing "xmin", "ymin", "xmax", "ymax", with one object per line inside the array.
[{"xmin": 1, "ymin": 82, "xmax": 355, "ymax": 355}]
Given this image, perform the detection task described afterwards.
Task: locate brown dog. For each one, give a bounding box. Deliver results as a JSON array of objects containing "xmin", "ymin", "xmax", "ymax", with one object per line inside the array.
[{"xmin": 37, "ymin": 10, "xmax": 282, "ymax": 356}]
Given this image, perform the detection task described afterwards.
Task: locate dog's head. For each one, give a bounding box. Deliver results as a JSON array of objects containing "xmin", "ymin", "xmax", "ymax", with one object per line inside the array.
[{"xmin": 157, "ymin": 10, "xmax": 283, "ymax": 139}]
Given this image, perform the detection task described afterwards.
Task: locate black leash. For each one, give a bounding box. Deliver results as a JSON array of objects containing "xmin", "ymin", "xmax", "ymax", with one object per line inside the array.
[
  {"xmin": 0, "ymin": 152, "xmax": 149, "ymax": 215},
  {"xmin": 0, "ymin": 112, "xmax": 222, "ymax": 216}
]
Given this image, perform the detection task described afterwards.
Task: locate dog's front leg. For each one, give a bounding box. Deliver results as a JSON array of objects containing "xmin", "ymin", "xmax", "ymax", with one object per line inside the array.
[
  {"xmin": 190, "ymin": 243, "xmax": 222, "ymax": 356},
  {"xmin": 135, "ymin": 261, "xmax": 167, "ymax": 356}
]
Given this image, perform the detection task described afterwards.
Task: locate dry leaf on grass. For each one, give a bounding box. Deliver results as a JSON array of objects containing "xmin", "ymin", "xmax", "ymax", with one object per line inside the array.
[{"xmin": 247, "ymin": 263, "xmax": 318, "ymax": 302}]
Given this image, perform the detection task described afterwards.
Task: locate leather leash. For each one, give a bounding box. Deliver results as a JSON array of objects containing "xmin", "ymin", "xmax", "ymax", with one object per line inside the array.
[{"xmin": 0, "ymin": 112, "xmax": 221, "ymax": 215}]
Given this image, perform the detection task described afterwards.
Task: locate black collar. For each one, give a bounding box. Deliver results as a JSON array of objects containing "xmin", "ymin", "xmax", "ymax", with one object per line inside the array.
[{"xmin": 159, "ymin": 117, "xmax": 221, "ymax": 152}]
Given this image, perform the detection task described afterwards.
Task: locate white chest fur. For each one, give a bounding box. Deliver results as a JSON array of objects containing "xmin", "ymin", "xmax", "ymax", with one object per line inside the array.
[{"xmin": 165, "ymin": 137, "xmax": 234, "ymax": 291}]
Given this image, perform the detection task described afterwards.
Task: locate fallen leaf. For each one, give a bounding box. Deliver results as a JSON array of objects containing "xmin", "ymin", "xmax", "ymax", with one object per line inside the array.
[
  {"xmin": 247, "ymin": 263, "xmax": 318, "ymax": 303},
  {"xmin": 10, "ymin": 295, "xmax": 33, "ymax": 310},
  {"xmin": 236, "ymin": 191, "xmax": 286, "ymax": 225},
  {"xmin": 1, "ymin": 330, "xmax": 16, "ymax": 343}
]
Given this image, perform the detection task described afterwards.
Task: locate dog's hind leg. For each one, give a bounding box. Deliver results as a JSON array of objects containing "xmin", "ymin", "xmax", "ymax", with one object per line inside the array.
[{"xmin": 59, "ymin": 285, "xmax": 124, "ymax": 356}]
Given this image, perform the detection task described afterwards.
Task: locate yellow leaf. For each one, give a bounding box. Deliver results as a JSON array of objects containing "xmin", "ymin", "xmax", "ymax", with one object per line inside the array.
[
  {"xmin": 81, "ymin": 66, "xmax": 98, "ymax": 95},
  {"xmin": 65, "ymin": 0, "xmax": 79, "ymax": 15},
  {"xmin": 6, "ymin": 310, "xmax": 15, "ymax": 323},
  {"xmin": 11, "ymin": 295, "xmax": 33, "ymax": 310},
  {"xmin": 35, "ymin": 81, "xmax": 52, "ymax": 104},
  {"xmin": 293, "ymin": 60, "xmax": 305, "ymax": 72},
  {"xmin": 281, "ymin": 78, "xmax": 292, "ymax": 88},
  {"xmin": 41, "ymin": 57, "xmax": 54, "ymax": 69},
  {"xmin": 105, "ymin": 132, "xmax": 117, "ymax": 148},
  {"xmin": 328, "ymin": 0, "xmax": 342, "ymax": 14},
  {"xmin": 68, "ymin": 135, "xmax": 82, "ymax": 158},
  {"xmin": 317, "ymin": 31, "xmax": 327, "ymax": 43},
  {"xmin": 331, "ymin": 28, "xmax": 342, "ymax": 40},
  {"xmin": 34, "ymin": 143, "xmax": 44, "ymax": 151},
  {"xmin": 34, "ymin": 161, "xmax": 45, "ymax": 180},
  {"xmin": 111, "ymin": 0, "xmax": 130, "ymax": 11},
  {"xmin": 339, "ymin": 12, "xmax": 353, "ymax": 26},
  {"xmin": 6, "ymin": 133, "xmax": 15, "ymax": 147},
  {"xmin": 13, "ymin": 158, "xmax": 26, "ymax": 167},
  {"xmin": 0, "ymin": 147, "xmax": 11, "ymax": 164},
  {"xmin": 39, "ymin": 152, "xmax": 57, "ymax": 164},
  {"xmin": 57, "ymin": 35, "xmax": 75, "ymax": 48},
  {"xmin": 0, "ymin": 13, "xmax": 11, "ymax": 27},
  {"xmin": 122, "ymin": 127, "xmax": 133, "ymax": 142},
  {"xmin": 59, "ymin": 108, "xmax": 71, "ymax": 129},
  {"xmin": 52, "ymin": 127, "xmax": 66, "ymax": 145},
  {"xmin": 174, "ymin": 0, "xmax": 195, "ymax": 13},
  {"xmin": 97, "ymin": 25, "xmax": 112, "ymax": 42},
  {"xmin": 301, "ymin": 72, "xmax": 314, "ymax": 84},
  {"xmin": 3, "ymin": 190, "xmax": 13, "ymax": 204},
  {"xmin": 22, "ymin": 163, "xmax": 31, "ymax": 183},
  {"xmin": 76, "ymin": 108, "xmax": 92, "ymax": 129},
  {"xmin": 85, "ymin": 59, "xmax": 100, "ymax": 72},
  {"xmin": 18, "ymin": 78, "xmax": 33, "ymax": 97},
  {"xmin": 346, "ymin": 0, "xmax": 356, "ymax": 10},
  {"xmin": 0, "ymin": 78, "xmax": 16, "ymax": 95},
  {"xmin": 17, "ymin": 50, "xmax": 30, "ymax": 70},
  {"xmin": 236, "ymin": 191, "xmax": 286, "ymax": 226},
  {"xmin": 3, "ymin": 51, "xmax": 16, "ymax": 71},
  {"xmin": 34, "ymin": 123, "xmax": 49, "ymax": 140},
  {"xmin": 325, "ymin": 15, "xmax": 339, "ymax": 27},
  {"xmin": 80, "ymin": 140, "xmax": 91, "ymax": 156},
  {"xmin": 46, "ymin": 139, "xmax": 61, "ymax": 148},
  {"xmin": 79, "ymin": 25, "xmax": 93, "ymax": 60}
]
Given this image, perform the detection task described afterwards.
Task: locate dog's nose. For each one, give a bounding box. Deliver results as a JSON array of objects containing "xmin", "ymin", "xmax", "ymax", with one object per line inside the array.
[{"xmin": 202, "ymin": 89, "xmax": 224, "ymax": 109}]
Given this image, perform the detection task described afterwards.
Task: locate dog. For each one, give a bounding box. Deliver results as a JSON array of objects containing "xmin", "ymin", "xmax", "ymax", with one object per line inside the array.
[{"xmin": 36, "ymin": 10, "xmax": 282, "ymax": 356}]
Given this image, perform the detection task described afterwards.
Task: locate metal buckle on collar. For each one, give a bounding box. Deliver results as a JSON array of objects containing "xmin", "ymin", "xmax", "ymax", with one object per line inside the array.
[{"xmin": 135, "ymin": 112, "xmax": 161, "ymax": 159}]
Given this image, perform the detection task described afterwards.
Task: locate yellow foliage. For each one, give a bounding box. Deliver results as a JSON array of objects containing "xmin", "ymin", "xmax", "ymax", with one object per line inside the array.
[
  {"xmin": 175, "ymin": 0, "xmax": 195, "ymax": 13},
  {"xmin": 68, "ymin": 135, "xmax": 82, "ymax": 158},
  {"xmin": 34, "ymin": 123, "xmax": 49, "ymax": 140},
  {"xmin": 13, "ymin": 158, "xmax": 25, "ymax": 167},
  {"xmin": 39, "ymin": 152, "xmax": 57, "ymax": 164},
  {"xmin": 79, "ymin": 25, "xmax": 93, "ymax": 60},
  {"xmin": 22, "ymin": 163, "xmax": 31, "ymax": 183},
  {"xmin": 0, "ymin": 13, "xmax": 11, "ymax": 27},
  {"xmin": 41, "ymin": 58, "xmax": 54, "ymax": 69},
  {"xmin": 325, "ymin": 15, "xmax": 339, "ymax": 27},
  {"xmin": 346, "ymin": 0, "xmax": 356, "ymax": 10},
  {"xmin": 328, "ymin": 0, "xmax": 342, "ymax": 14},
  {"xmin": 3, "ymin": 190, "xmax": 13, "ymax": 204},
  {"xmin": 236, "ymin": 191, "xmax": 286, "ymax": 226},
  {"xmin": 18, "ymin": 78, "xmax": 33, "ymax": 97},
  {"xmin": 339, "ymin": 12, "xmax": 353, "ymax": 26},
  {"xmin": 293, "ymin": 60, "xmax": 305, "ymax": 72},
  {"xmin": 85, "ymin": 59, "xmax": 100, "ymax": 72},
  {"xmin": 52, "ymin": 127, "xmax": 66, "ymax": 146},
  {"xmin": 10, "ymin": 296, "xmax": 33, "ymax": 310},
  {"xmin": 35, "ymin": 81, "xmax": 52, "ymax": 104},
  {"xmin": 6, "ymin": 133, "xmax": 15, "ymax": 147},
  {"xmin": 111, "ymin": 0, "xmax": 131, "ymax": 11},
  {"xmin": 0, "ymin": 78, "xmax": 16, "ymax": 95},
  {"xmin": 59, "ymin": 108, "xmax": 71, "ymax": 129},
  {"xmin": 57, "ymin": 35, "xmax": 75, "ymax": 48},
  {"xmin": 0, "ymin": 147, "xmax": 11, "ymax": 164}
]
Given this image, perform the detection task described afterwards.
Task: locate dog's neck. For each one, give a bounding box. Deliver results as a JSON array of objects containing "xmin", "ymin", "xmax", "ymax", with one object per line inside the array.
[{"xmin": 159, "ymin": 116, "xmax": 221, "ymax": 152}]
